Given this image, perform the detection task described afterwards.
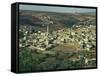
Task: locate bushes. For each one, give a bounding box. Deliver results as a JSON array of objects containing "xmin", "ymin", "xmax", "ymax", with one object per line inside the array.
[
  {"xmin": 19, "ymin": 47, "xmax": 47, "ymax": 72},
  {"xmin": 19, "ymin": 47, "xmax": 96, "ymax": 72}
]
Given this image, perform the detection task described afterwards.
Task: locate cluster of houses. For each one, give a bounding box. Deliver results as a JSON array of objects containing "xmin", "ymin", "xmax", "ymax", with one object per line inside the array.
[
  {"xmin": 19, "ymin": 24, "xmax": 96, "ymax": 67},
  {"xmin": 19, "ymin": 24, "xmax": 96, "ymax": 53}
]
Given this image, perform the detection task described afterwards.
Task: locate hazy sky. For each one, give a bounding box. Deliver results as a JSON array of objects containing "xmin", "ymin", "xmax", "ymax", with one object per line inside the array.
[{"xmin": 19, "ymin": 4, "xmax": 96, "ymax": 13}]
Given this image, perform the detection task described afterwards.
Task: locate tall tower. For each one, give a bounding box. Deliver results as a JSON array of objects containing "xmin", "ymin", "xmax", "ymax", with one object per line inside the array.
[{"xmin": 40, "ymin": 15, "xmax": 52, "ymax": 48}]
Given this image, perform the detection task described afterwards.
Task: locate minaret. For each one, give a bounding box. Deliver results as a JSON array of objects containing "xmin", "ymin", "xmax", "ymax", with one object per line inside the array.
[
  {"xmin": 46, "ymin": 24, "xmax": 49, "ymax": 46},
  {"xmin": 40, "ymin": 15, "xmax": 51, "ymax": 48}
]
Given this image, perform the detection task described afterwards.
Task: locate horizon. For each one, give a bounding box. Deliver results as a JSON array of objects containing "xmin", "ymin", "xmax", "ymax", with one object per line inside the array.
[{"xmin": 19, "ymin": 4, "xmax": 96, "ymax": 13}]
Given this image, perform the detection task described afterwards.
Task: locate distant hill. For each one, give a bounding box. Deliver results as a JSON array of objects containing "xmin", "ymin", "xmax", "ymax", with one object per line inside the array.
[{"xmin": 19, "ymin": 10, "xmax": 96, "ymax": 32}]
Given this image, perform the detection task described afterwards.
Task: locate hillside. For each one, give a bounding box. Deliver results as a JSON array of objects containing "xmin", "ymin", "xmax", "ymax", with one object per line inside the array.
[
  {"xmin": 18, "ymin": 10, "xmax": 96, "ymax": 72},
  {"xmin": 19, "ymin": 10, "xmax": 96, "ymax": 32}
]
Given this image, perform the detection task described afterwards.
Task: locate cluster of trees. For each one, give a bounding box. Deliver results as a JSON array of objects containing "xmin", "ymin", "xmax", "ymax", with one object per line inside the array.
[{"xmin": 19, "ymin": 46, "xmax": 96, "ymax": 72}]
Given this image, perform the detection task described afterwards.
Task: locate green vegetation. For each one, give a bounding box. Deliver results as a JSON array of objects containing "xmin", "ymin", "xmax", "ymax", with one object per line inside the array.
[{"xmin": 19, "ymin": 46, "xmax": 96, "ymax": 72}]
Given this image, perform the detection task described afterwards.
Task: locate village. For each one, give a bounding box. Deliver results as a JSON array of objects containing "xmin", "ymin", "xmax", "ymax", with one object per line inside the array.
[{"xmin": 19, "ymin": 24, "xmax": 96, "ymax": 52}]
